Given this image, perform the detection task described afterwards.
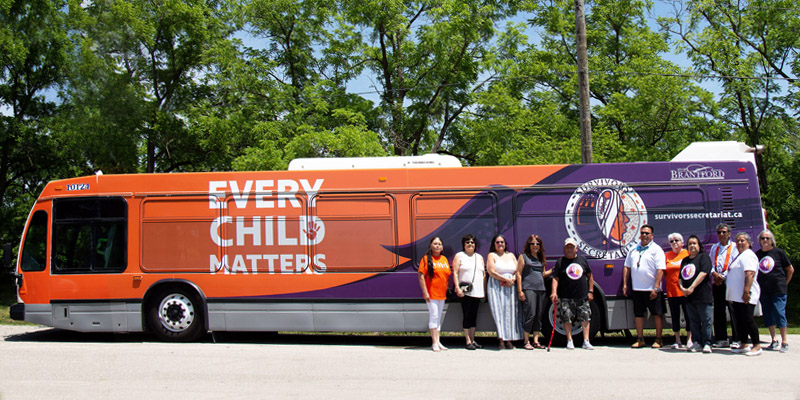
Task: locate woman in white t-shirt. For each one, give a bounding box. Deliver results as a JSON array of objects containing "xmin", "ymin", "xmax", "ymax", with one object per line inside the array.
[
  {"xmin": 725, "ymin": 232, "xmax": 762, "ymax": 356},
  {"xmin": 453, "ymin": 233, "xmax": 486, "ymax": 350}
]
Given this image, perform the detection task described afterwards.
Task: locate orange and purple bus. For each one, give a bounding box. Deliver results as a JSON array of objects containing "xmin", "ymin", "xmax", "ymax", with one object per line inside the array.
[{"xmin": 9, "ymin": 141, "xmax": 765, "ymax": 341}]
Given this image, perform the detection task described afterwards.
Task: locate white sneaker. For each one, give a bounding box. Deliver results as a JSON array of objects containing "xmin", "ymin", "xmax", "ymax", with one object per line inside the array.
[
  {"xmin": 731, "ymin": 341, "xmax": 741, "ymax": 349},
  {"xmin": 582, "ymin": 341, "xmax": 594, "ymax": 350},
  {"xmin": 686, "ymin": 340, "xmax": 694, "ymax": 349},
  {"xmin": 703, "ymin": 344, "xmax": 712, "ymax": 353},
  {"xmin": 670, "ymin": 343, "xmax": 680, "ymax": 349},
  {"xmin": 745, "ymin": 348, "xmax": 763, "ymax": 357},
  {"xmin": 732, "ymin": 346, "xmax": 752, "ymax": 354},
  {"xmin": 688, "ymin": 343, "xmax": 702, "ymax": 353},
  {"xmin": 780, "ymin": 343, "xmax": 789, "ymax": 353},
  {"xmin": 566, "ymin": 340, "xmax": 574, "ymax": 350}
]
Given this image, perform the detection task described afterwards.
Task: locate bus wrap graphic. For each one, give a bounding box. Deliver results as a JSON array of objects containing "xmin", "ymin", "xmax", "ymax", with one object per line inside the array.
[{"xmin": 565, "ymin": 178, "xmax": 647, "ymax": 260}]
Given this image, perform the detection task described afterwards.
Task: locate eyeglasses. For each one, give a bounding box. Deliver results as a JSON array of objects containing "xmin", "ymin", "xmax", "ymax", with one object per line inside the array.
[
  {"xmin": 669, "ymin": 239, "xmax": 681, "ymax": 243},
  {"xmin": 717, "ymin": 230, "xmax": 729, "ymax": 234}
]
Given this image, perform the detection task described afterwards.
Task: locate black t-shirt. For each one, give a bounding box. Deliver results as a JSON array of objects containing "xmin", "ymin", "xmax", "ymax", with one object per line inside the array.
[
  {"xmin": 553, "ymin": 255, "xmax": 592, "ymax": 300},
  {"xmin": 679, "ymin": 252, "xmax": 713, "ymax": 304},
  {"xmin": 756, "ymin": 247, "xmax": 792, "ymax": 296}
]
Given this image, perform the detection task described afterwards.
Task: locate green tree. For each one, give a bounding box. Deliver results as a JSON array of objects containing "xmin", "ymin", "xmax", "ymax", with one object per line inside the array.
[
  {"xmin": 0, "ymin": 0, "xmax": 69, "ymax": 245},
  {"xmin": 58, "ymin": 0, "xmax": 237, "ymax": 174},
  {"xmin": 342, "ymin": 0, "xmax": 521, "ymax": 156}
]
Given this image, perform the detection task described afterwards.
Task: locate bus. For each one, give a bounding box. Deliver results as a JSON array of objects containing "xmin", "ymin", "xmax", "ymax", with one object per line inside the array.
[{"xmin": 9, "ymin": 141, "xmax": 765, "ymax": 342}]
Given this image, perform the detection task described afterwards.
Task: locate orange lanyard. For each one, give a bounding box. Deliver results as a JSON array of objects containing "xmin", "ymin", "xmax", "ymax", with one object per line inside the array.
[{"xmin": 714, "ymin": 244, "xmax": 733, "ymax": 273}]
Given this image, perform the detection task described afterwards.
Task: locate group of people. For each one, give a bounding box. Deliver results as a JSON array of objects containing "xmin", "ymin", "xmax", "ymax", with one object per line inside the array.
[
  {"xmin": 417, "ymin": 224, "xmax": 793, "ymax": 354},
  {"xmin": 625, "ymin": 223, "xmax": 794, "ymax": 356},
  {"xmin": 417, "ymin": 233, "xmax": 597, "ymax": 351}
]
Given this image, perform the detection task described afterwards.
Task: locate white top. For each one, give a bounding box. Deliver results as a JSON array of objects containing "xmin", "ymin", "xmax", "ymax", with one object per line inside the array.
[
  {"xmin": 624, "ymin": 242, "xmax": 667, "ymax": 291},
  {"xmin": 726, "ymin": 249, "xmax": 760, "ymax": 305},
  {"xmin": 709, "ymin": 241, "xmax": 739, "ymax": 277},
  {"xmin": 490, "ymin": 252, "xmax": 517, "ymax": 275},
  {"xmin": 455, "ymin": 251, "xmax": 485, "ymax": 298}
]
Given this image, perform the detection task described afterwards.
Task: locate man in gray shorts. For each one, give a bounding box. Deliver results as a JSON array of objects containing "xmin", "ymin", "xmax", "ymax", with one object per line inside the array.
[{"xmin": 551, "ymin": 238, "xmax": 595, "ymax": 350}]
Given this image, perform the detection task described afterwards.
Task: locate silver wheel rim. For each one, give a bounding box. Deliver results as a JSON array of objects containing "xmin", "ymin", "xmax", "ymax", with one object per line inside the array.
[{"xmin": 158, "ymin": 294, "xmax": 195, "ymax": 332}]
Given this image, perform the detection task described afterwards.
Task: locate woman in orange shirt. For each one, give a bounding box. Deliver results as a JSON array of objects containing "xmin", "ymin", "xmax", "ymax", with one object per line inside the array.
[
  {"xmin": 418, "ymin": 236, "xmax": 452, "ymax": 352},
  {"xmin": 665, "ymin": 232, "xmax": 691, "ymax": 348}
]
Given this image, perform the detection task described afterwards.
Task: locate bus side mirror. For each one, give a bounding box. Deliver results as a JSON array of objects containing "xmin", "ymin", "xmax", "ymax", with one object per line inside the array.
[{"xmin": 2, "ymin": 243, "xmax": 11, "ymax": 271}]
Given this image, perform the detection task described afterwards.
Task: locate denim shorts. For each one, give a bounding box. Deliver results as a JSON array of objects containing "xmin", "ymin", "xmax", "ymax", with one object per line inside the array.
[{"xmin": 761, "ymin": 294, "xmax": 788, "ymax": 328}]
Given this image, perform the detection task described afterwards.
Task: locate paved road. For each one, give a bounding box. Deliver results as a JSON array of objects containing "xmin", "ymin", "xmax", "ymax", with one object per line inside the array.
[{"xmin": 1, "ymin": 325, "xmax": 798, "ymax": 399}]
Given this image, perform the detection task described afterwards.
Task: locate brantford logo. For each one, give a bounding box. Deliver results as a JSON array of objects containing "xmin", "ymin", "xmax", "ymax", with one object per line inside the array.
[
  {"xmin": 670, "ymin": 164, "xmax": 725, "ymax": 181},
  {"xmin": 565, "ymin": 178, "xmax": 647, "ymax": 260},
  {"xmin": 566, "ymin": 263, "xmax": 584, "ymax": 280},
  {"xmin": 759, "ymin": 256, "xmax": 775, "ymax": 274},
  {"xmin": 681, "ymin": 263, "xmax": 696, "ymax": 280}
]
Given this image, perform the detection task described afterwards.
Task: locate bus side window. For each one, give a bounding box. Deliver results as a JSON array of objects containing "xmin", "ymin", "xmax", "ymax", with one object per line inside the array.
[
  {"xmin": 20, "ymin": 210, "xmax": 48, "ymax": 272},
  {"xmin": 53, "ymin": 197, "xmax": 127, "ymax": 273}
]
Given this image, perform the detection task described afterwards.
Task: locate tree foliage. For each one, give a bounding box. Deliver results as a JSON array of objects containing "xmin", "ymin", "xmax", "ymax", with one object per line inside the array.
[{"xmin": 0, "ymin": 0, "xmax": 797, "ymax": 268}]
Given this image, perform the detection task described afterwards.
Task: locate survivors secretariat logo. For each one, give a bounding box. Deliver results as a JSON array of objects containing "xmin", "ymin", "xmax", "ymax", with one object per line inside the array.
[
  {"xmin": 681, "ymin": 263, "xmax": 696, "ymax": 280},
  {"xmin": 565, "ymin": 178, "xmax": 647, "ymax": 260},
  {"xmin": 759, "ymin": 256, "xmax": 775, "ymax": 274},
  {"xmin": 566, "ymin": 263, "xmax": 584, "ymax": 280}
]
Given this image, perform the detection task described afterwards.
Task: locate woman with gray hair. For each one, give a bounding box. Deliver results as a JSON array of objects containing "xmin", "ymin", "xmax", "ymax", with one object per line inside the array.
[
  {"xmin": 756, "ymin": 229, "xmax": 795, "ymax": 353},
  {"xmin": 726, "ymin": 232, "xmax": 762, "ymax": 356},
  {"xmin": 664, "ymin": 232, "xmax": 691, "ymax": 348}
]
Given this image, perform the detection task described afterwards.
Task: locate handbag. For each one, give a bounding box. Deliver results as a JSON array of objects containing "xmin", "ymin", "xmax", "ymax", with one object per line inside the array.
[{"xmin": 458, "ymin": 254, "xmax": 478, "ymax": 294}]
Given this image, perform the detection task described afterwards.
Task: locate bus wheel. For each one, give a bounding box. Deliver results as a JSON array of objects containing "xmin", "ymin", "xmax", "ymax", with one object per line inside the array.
[
  {"xmin": 147, "ymin": 287, "xmax": 205, "ymax": 342},
  {"xmin": 542, "ymin": 297, "xmax": 601, "ymax": 346}
]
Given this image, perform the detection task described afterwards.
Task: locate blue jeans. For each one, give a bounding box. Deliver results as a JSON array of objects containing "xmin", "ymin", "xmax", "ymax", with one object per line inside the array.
[
  {"xmin": 686, "ymin": 301, "xmax": 713, "ymax": 346},
  {"xmin": 761, "ymin": 294, "xmax": 788, "ymax": 328}
]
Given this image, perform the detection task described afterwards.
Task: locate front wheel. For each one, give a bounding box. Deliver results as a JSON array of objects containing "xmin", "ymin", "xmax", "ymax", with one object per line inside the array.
[
  {"xmin": 541, "ymin": 297, "xmax": 601, "ymax": 347},
  {"xmin": 147, "ymin": 287, "xmax": 206, "ymax": 342}
]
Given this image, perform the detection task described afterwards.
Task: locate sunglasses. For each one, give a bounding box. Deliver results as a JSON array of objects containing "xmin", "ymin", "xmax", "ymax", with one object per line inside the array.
[
  {"xmin": 465, "ymin": 240, "xmax": 475, "ymax": 244},
  {"xmin": 640, "ymin": 232, "xmax": 652, "ymax": 236},
  {"xmin": 669, "ymin": 239, "xmax": 681, "ymax": 243},
  {"xmin": 530, "ymin": 242, "xmax": 540, "ymax": 246},
  {"xmin": 759, "ymin": 237, "xmax": 770, "ymax": 241},
  {"xmin": 717, "ymin": 230, "xmax": 729, "ymax": 234},
  {"xmin": 495, "ymin": 241, "xmax": 505, "ymax": 244}
]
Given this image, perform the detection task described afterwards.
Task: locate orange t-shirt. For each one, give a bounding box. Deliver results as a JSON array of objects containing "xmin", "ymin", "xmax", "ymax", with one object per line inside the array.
[
  {"xmin": 418, "ymin": 255, "xmax": 451, "ymax": 300},
  {"xmin": 665, "ymin": 249, "xmax": 689, "ymax": 298}
]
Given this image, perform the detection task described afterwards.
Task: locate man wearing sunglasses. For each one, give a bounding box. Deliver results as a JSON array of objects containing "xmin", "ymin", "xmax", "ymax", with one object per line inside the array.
[
  {"xmin": 709, "ymin": 223, "xmax": 739, "ymax": 348},
  {"xmin": 623, "ymin": 224, "xmax": 667, "ymax": 348}
]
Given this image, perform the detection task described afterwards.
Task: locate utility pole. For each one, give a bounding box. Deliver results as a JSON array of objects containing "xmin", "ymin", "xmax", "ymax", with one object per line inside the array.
[{"xmin": 575, "ymin": 0, "xmax": 592, "ymax": 164}]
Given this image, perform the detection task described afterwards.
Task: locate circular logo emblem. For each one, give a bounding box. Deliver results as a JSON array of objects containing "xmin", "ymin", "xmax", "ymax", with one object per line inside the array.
[
  {"xmin": 681, "ymin": 263, "xmax": 696, "ymax": 280},
  {"xmin": 566, "ymin": 263, "xmax": 584, "ymax": 280},
  {"xmin": 565, "ymin": 179, "xmax": 647, "ymax": 260},
  {"xmin": 759, "ymin": 256, "xmax": 775, "ymax": 274}
]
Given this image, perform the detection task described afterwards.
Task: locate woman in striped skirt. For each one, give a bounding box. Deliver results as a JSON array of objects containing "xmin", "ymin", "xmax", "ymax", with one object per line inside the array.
[{"xmin": 487, "ymin": 234, "xmax": 523, "ymax": 349}]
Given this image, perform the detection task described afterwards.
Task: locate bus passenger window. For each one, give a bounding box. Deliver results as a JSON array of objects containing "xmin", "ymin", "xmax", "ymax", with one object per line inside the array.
[
  {"xmin": 52, "ymin": 197, "xmax": 127, "ymax": 274},
  {"xmin": 20, "ymin": 210, "xmax": 48, "ymax": 272}
]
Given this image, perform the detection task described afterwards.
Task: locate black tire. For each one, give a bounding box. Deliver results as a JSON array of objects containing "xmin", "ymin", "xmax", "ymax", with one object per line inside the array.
[
  {"xmin": 541, "ymin": 297, "xmax": 601, "ymax": 347},
  {"xmin": 147, "ymin": 287, "xmax": 206, "ymax": 342}
]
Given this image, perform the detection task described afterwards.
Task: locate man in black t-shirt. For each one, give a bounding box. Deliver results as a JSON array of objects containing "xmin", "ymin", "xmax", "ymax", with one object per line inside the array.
[{"xmin": 550, "ymin": 238, "xmax": 594, "ymax": 350}]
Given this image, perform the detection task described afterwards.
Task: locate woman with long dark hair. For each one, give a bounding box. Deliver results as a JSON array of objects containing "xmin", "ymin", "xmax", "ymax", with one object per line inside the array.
[
  {"xmin": 516, "ymin": 234, "xmax": 551, "ymax": 350},
  {"xmin": 418, "ymin": 236, "xmax": 451, "ymax": 352},
  {"xmin": 486, "ymin": 234, "xmax": 522, "ymax": 349}
]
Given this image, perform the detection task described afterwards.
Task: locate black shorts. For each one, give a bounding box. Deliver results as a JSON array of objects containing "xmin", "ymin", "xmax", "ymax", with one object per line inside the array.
[{"xmin": 632, "ymin": 290, "xmax": 665, "ymax": 317}]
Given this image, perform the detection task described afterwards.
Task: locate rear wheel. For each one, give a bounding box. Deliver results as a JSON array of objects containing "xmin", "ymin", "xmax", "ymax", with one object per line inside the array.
[
  {"xmin": 541, "ymin": 297, "xmax": 601, "ymax": 347},
  {"xmin": 147, "ymin": 287, "xmax": 206, "ymax": 342}
]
